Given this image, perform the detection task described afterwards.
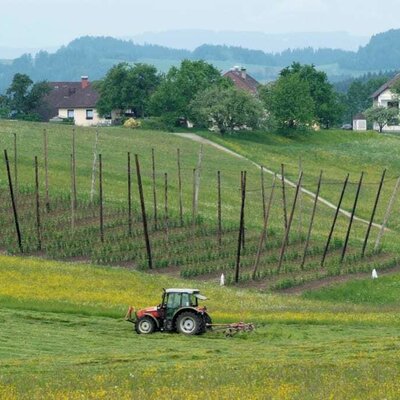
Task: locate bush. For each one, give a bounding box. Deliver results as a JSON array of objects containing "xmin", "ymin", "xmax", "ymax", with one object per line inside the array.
[
  {"xmin": 123, "ymin": 118, "xmax": 141, "ymax": 129},
  {"xmin": 62, "ymin": 117, "xmax": 75, "ymax": 125},
  {"xmin": 140, "ymin": 116, "xmax": 169, "ymax": 131},
  {"xmin": 15, "ymin": 113, "xmax": 42, "ymax": 122}
]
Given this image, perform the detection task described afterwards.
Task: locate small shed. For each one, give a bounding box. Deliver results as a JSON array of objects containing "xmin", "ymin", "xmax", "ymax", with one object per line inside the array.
[{"xmin": 353, "ymin": 113, "xmax": 367, "ymax": 131}]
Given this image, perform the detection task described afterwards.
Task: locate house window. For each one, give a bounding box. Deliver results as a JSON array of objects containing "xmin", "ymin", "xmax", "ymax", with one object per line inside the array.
[
  {"xmin": 67, "ymin": 109, "xmax": 74, "ymax": 119},
  {"xmin": 86, "ymin": 109, "xmax": 94, "ymax": 120},
  {"xmin": 104, "ymin": 113, "xmax": 112, "ymax": 120},
  {"xmin": 387, "ymin": 101, "xmax": 399, "ymax": 109}
]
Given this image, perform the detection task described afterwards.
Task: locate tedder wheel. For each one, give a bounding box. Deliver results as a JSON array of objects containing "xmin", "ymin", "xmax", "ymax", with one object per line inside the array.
[
  {"xmin": 135, "ymin": 316, "xmax": 156, "ymax": 334},
  {"xmin": 176, "ymin": 312, "xmax": 205, "ymax": 335}
]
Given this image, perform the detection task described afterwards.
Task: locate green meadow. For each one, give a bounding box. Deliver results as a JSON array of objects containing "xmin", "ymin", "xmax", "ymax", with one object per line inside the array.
[{"xmin": 1, "ymin": 121, "xmax": 400, "ymax": 398}]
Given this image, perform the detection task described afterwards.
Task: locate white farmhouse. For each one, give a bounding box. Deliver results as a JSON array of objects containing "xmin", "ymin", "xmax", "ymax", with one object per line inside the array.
[
  {"xmin": 371, "ymin": 73, "xmax": 400, "ymax": 132},
  {"xmin": 40, "ymin": 76, "xmax": 118, "ymax": 127}
]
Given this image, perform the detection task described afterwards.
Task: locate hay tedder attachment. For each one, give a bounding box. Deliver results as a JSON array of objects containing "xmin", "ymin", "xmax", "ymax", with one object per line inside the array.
[{"xmin": 207, "ymin": 322, "xmax": 255, "ymax": 337}]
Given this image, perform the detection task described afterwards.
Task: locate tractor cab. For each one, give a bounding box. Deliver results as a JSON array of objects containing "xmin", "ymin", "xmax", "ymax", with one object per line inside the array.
[{"xmin": 160, "ymin": 288, "xmax": 207, "ymax": 319}]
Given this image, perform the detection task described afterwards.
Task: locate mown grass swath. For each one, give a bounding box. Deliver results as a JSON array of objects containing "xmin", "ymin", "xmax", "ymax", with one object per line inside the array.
[{"xmin": 1, "ymin": 255, "xmax": 400, "ymax": 399}]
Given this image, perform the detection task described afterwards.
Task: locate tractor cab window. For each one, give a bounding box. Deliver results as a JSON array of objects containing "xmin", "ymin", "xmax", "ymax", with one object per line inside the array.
[
  {"xmin": 191, "ymin": 294, "xmax": 198, "ymax": 307},
  {"xmin": 181, "ymin": 293, "xmax": 198, "ymax": 307},
  {"xmin": 166, "ymin": 293, "xmax": 181, "ymax": 309}
]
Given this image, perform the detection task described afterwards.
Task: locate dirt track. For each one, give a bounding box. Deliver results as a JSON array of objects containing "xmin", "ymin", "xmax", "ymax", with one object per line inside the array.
[{"xmin": 174, "ymin": 132, "xmax": 386, "ymax": 230}]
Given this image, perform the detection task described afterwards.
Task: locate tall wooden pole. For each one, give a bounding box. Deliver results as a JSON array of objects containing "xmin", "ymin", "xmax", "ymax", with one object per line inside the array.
[
  {"xmin": 340, "ymin": 172, "xmax": 364, "ymax": 264},
  {"xmin": 361, "ymin": 169, "xmax": 386, "ymax": 257},
  {"xmin": 135, "ymin": 154, "xmax": 153, "ymax": 269},
  {"xmin": 374, "ymin": 176, "xmax": 400, "ymax": 251},
  {"xmin": 240, "ymin": 171, "xmax": 245, "ymax": 251},
  {"xmin": 127, "ymin": 152, "xmax": 132, "ymax": 236},
  {"xmin": 72, "ymin": 128, "xmax": 77, "ymax": 209},
  {"xmin": 252, "ymin": 175, "xmax": 277, "ymax": 279},
  {"xmin": 70, "ymin": 154, "xmax": 75, "ymax": 234},
  {"xmin": 90, "ymin": 130, "xmax": 99, "ymax": 204},
  {"xmin": 177, "ymin": 148, "xmax": 183, "ymax": 226},
  {"xmin": 192, "ymin": 168, "xmax": 196, "ymax": 226},
  {"xmin": 99, "ymin": 154, "xmax": 104, "ymax": 243},
  {"xmin": 151, "ymin": 148, "xmax": 158, "ymax": 230},
  {"xmin": 193, "ymin": 145, "xmax": 203, "ymax": 219},
  {"xmin": 321, "ymin": 174, "xmax": 349, "ymax": 267},
  {"xmin": 164, "ymin": 172, "xmax": 169, "ymax": 236},
  {"xmin": 34, "ymin": 156, "xmax": 42, "ymax": 251},
  {"xmin": 43, "ymin": 129, "xmax": 50, "ymax": 212},
  {"xmin": 281, "ymin": 163, "xmax": 288, "ymax": 234},
  {"xmin": 277, "ymin": 172, "xmax": 303, "ymax": 273},
  {"xmin": 298, "ymin": 157, "xmax": 303, "ymax": 241},
  {"xmin": 235, "ymin": 171, "xmax": 247, "ymax": 283},
  {"xmin": 4, "ymin": 150, "xmax": 23, "ymax": 253},
  {"xmin": 13, "ymin": 133, "xmax": 17, "ymax": 198},
  {"xmin": 217, "ymin": 170, "xmax": 222, "ymax": 247},
  {"xmin": 300, "ymin": 171, "xmax": 323, "ymax": 270},
  {"xmin": 261, "ymin": 166, "xmax": 266, "ymax": 221}
]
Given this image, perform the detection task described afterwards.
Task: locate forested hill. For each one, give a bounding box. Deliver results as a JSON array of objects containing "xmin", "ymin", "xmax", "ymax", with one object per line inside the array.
[{"xmin": 1, "ymin": 29, "xmax": 400, "ymax": 93}]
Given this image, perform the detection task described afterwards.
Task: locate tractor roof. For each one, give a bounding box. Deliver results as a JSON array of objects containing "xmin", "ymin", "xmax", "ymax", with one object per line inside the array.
[{"xmin": 165, "ymin": 288, "xmax": 200, "ymax": 294}]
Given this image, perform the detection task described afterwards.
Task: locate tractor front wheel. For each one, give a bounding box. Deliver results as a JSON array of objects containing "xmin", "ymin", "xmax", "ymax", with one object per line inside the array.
[
  {"xmin": 176, "ymin": 312, "xmax": 205, "ymax": 335},
  {"xmin": 135, "ymin": 316, "xmax": 156, "ymax": 334}
]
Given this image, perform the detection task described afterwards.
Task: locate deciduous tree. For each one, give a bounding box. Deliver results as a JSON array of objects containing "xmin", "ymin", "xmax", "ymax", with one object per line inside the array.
[
  {"xmin": 364, "ymin": 106, "xmax": 399, "ymax": 133},
  {"xmin": 261, "ymin": 72, "xmax": 315, "ymax": 129},
  {"xmin": 96, "ymin": 63, "xmax": 160, "ymax": 117},
  {"xmin": 150, "ymin": 60, "xmax": 227, "ymax": 125},
  {"xmin": 280, "ymin": 63, "xmax": 343, "ymax": 128},
  {"xmin": 5, "ymin": 73, "xmax": 50, "ymax": 118},
  {"xmin": 190, "ymin": 86, "xmax": 264, "ymax": 134}
]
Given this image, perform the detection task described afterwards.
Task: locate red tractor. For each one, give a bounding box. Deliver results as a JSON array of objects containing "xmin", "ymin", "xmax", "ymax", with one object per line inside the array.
[{"xmin": 126, "ymin": 288, "xmax": 212, "ymax": 335}]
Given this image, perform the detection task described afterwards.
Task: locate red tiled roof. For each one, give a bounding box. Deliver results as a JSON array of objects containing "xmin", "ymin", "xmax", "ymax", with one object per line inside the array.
[{"xmin": 223, "ymin": 69, "xmax": 259, "ymax": 94}]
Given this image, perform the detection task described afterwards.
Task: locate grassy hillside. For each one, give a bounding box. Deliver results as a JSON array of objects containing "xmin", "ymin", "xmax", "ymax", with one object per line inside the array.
[
  {"xmin": 2, "ymin": 121, "xmax": 399, "ymax": 233},
  {"xmin": 1, "ymin": 255, "xmax": 400, "ymax": 399},
  {"xmin": 0, "ymin": 121, "xmax": 399, "ymax": 289},
  {"xmin": 200, "ymin": 129, "xmax": 400, "ymax": 238},
  {"xmin": 0, "ymin": 120, "xmax": 258, "ymax": 223}
]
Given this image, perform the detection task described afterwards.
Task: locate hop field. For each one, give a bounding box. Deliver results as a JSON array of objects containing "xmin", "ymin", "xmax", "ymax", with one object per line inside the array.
[
  {"xmin": 0, "ymin": 189, "xmax": 397, "ymax": 291},
  {"xmin": 1, "ymin": 120, "xmax": 400, "ymax": 290}
]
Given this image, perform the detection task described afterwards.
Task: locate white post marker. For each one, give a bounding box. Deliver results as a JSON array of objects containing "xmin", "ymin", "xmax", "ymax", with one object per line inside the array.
[
  {"xmin": 220, "ymin": 273, "xmax": 225, "ymax": 286},
  {"xmin": 372, "ymin": 269, "xmax": 378, "ymax": 279}
]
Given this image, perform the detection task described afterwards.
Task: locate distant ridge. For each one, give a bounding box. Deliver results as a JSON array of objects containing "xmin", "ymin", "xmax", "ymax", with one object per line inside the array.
[
  {"xmin": 1, "ymin": 29, "xmax": 400, "ymax": 93},
  {"xmin": 128, "ymin": 30, "xmax": 368, "ymax": 52}
]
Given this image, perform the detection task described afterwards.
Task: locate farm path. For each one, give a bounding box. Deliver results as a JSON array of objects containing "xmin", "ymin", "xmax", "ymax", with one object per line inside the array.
[{"xmin": 173, "ymin": 132, "xmax": 384, "ymax": 230}]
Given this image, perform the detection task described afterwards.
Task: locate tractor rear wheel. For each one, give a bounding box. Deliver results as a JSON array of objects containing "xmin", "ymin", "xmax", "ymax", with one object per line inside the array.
[
  {"xmin": 135, "ymin": 316, "xmax": 156, "ymax": 334},
  {"xmin": 176, "ymin": 312, "xmax": 205, "ymax": 335}
]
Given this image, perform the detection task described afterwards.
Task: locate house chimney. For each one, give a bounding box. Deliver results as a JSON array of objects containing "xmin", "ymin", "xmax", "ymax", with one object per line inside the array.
[
  {"xmin": 81, "ymin": 76, "xmax": 89, "ymax": 89},
  {"xmin": 240, "ymin": 67, "xmax": 247, "ymax": 79}
]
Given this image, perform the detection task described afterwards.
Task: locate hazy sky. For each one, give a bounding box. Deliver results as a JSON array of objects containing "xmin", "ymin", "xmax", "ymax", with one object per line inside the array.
[{"xmin": 1, "ymin": 0, "xmax": 399, "ymax": 48}]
